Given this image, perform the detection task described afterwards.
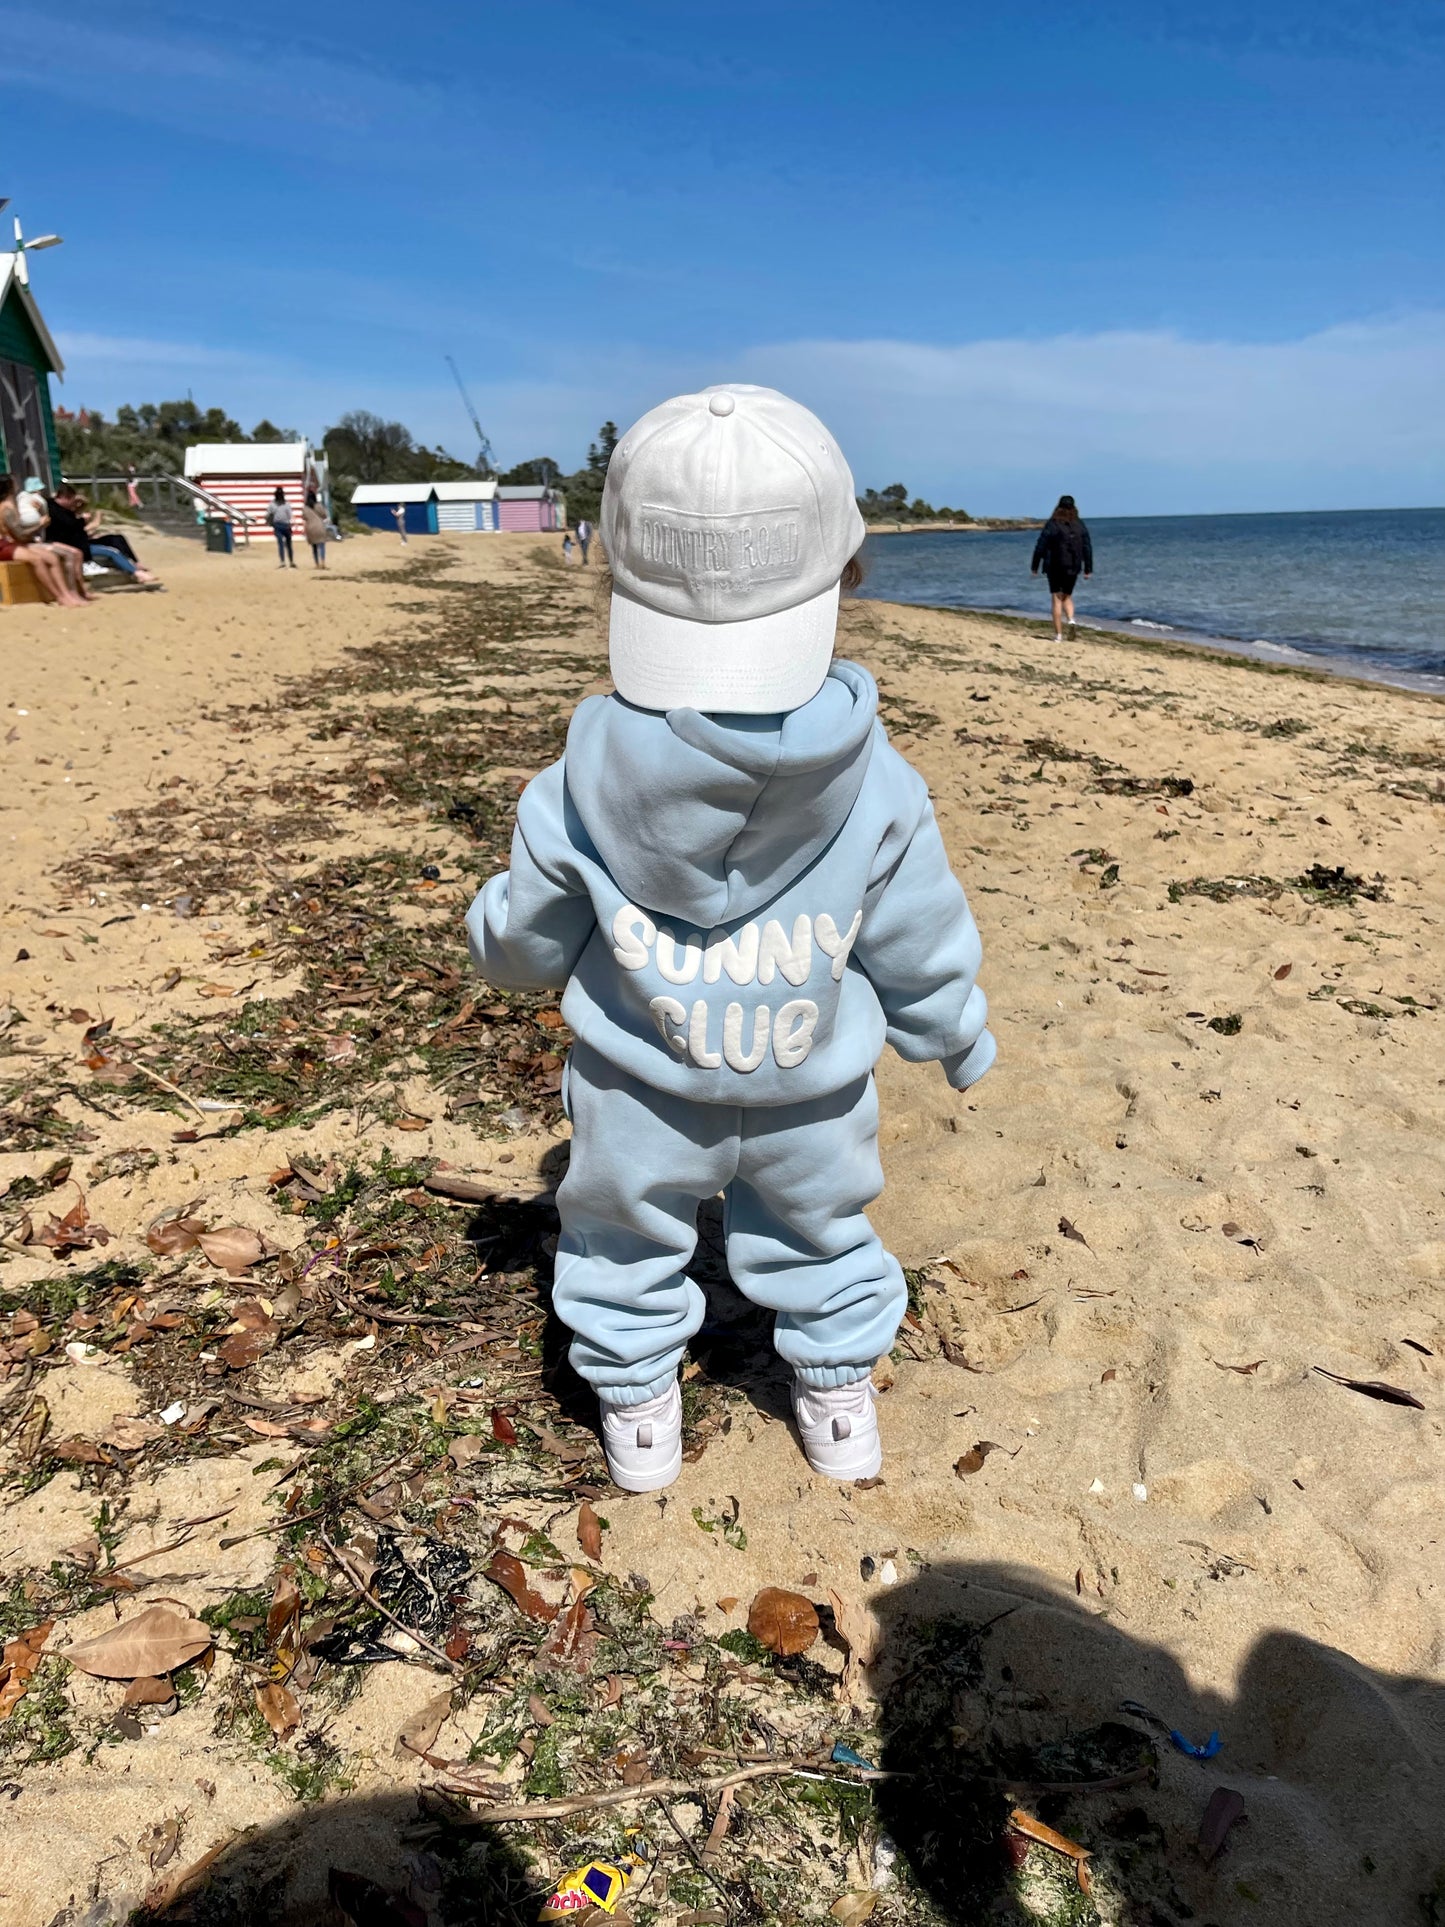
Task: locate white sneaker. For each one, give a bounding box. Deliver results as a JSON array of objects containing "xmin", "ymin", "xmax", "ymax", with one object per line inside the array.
[
  {"xmin": 600, "ymin": 1381, "xmax": 683, "ymax": 1492},
  {"xmin": 792, "ymin": 1378, "xmax": 882, "ymax": 1482}
]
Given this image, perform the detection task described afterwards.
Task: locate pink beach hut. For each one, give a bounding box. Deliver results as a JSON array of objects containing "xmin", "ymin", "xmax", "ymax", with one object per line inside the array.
[{"xmin": 496, "ymin": 484, "xmax": 564, "ymax": 532}]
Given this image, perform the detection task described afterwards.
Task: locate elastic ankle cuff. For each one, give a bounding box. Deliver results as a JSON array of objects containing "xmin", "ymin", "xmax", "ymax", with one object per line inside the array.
[
  {"xmin": 794, "ymin": 1363, "xmax": 876, "ymax": 1391},
  {"xmin": 598, "ymin": 1372, "xmax": 678, "ymax": 1409}
]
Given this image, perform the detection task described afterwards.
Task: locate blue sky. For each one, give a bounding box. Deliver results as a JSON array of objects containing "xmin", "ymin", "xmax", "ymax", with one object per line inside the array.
[{"xmin": 8, "ymin": 0, "xmax": 1443, "ymax": 513}]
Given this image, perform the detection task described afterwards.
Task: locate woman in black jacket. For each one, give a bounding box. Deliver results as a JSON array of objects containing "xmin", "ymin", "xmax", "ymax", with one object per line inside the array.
[{"xmin": 1031, "ymin": 495, "xmax": 1093, "ymax": 643}]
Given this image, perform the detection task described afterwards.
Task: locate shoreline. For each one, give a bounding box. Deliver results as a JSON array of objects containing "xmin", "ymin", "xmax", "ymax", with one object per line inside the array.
[{"xmin": 862, "ymin": 594, "xmax": 1445, "ymax": 701}]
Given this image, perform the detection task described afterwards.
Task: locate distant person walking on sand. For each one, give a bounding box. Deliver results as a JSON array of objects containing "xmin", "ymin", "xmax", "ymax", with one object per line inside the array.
[
  {"xmin": 575, "ymin": 517, "xmax": 593, "ymax": 565},
  {"xmin": 302, "ymin": 497, "xmax": 328, "ymax": 568},
  {"xmin": 562, "ymin": 531, "xmax": 574, "ymax": 564},
  {"xmin": 1031, "ymin": 495, "xmax": 1092, "ymax": 643},
  {"xmin": 267, "ymin": 487, "xmax": 295, "ymax": 568},
  {"xmin": 391, "ymin": 503, "xmax": 408, "ymax": 545}
]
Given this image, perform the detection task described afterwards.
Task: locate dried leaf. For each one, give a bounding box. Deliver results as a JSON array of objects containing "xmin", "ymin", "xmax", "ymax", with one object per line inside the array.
[
  {"xmin": 716, "ymin": 1597, "xmax": 739, "ymax": 1614},
  {"xmin": 1221, "ymin": 1221, "xmax": 1241, "ymax": 1238},
  {"xmin": 747, "ymin": 1587, "xmax": 819, "ymax": 1657},
  {"xmin": 485, "ymin": 1550, "xmax": 559, "ymax": 1623},
  {"xmin": 447, "ymin": 1434, "xmax": 486, "ymax": 1469},
  {"xmin": 218, "ymin": 1329, "xmax": 275, "ymax": 1371},
  {"xmin": 1008, "ymin": 1807, "xmax": 1092, "ymax": 1869},
  {"xmin": 198, "ymin": 982, "xmax": 237, "ymax": 998},
  {"xmin": 196, "ymin": 1226, "xmax": 264, "ymax": 1273},
  {"xmin": 527, "ymin": 1693, "xmax": 555, "ymax": 1728},
  {"xmin": 829, "ymin": 1896, "xmax": 878, "ymax": 1926},
  {"xmin": 102, "ymin": 1416, "xmax": 164, "ymax": 1451},
  {"xmin": 66, "ymin": 1605, "xmax": 213, "ymax": 1680},
  {"xmin": 395, "ymin": 1687, "xmax": 454, "ymax": 1759},
  {"xmin": 253, "ymin": 1681, "xmax": 300, "ymax": 1738},
  {"xmin": 1100, "ymin": 1368, "xmax": 1117, "ymax": 1383},
  {"xmin": 0, "ymin": 1621, "xmax": 53, "ymax": 1718},
  {"xmin": 1058, "ymin": 1217, "xmax": 1091, "ymax": 1250},
  {"xmin": 49, "ymin": 1436, "xmax": 110, "ymax": 1465},
  {"xmin": 1197, "ymin": 1786, "xmax": 1247, "ymax": 1862},
  {"xmin": 1273, "ymin": 963, "xmax": 1293, "ymax": 980},
  {"xmin": 541, "ymin": 1595, "xmax": 597, "ymax": 1673},
  {"xmin": 15, "ymin": 1397, "xmax": 49, "ymax": 1461},
  {"xmin": 1312, "ymin": 1367, "xmax": 1424, "ymax": 1409},
  {"xmin": 395, "ymin": 1115, "xmax": 428, "ymax": 1132},
  {"xmin": 122, "ymin": 1675, "xmax": 176, "ymax": 1708},
  {"xmin": 1401, "ymin": 1338, "xmax": 1434, "ymax": 1356},
  {"xmin": 145, "ymin": 1214, "xmax": 206, "ymax": 1257},
  {"xmin": 266, "ymin": 1574, "xmax": 301, "ymax": 1647},
  {"xmin": 1214, "ymin": 1358, "xmax": 1265, "ymax": 1376},
  {"xmin": 955, "ymin": 1441, "xmax": 1005, "ymax": 1476},
  {"xmin": 577, "ymin": 1503, "xmax": 603, "ymax": 1562},
  {"xmin": 490, "ymin": 1408, "xmax": 518, "ymax": 1445}
]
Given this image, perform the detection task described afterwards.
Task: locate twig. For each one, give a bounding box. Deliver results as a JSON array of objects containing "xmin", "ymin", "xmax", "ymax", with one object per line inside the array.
[
  {"xmin": 333, "ymin": 1286, "xmax": 468, "ymax": 1328},
  {"xmin": 434, "ymin": 1757, "xmax": 875, "ymax": 1822},
  {"xmin": 319, "ymin": 1531, "xmax": 466, "ymax": 1677},
  {"xmin": 128, "ymin": 1056, "xmax": 207, "ymax": 1119},
  {"xmin": 662, "ymin": 1798, "xmax": 735, "ymax": 1917}
]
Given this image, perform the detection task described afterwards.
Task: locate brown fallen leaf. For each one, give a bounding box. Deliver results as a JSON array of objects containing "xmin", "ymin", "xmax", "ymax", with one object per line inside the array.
[
  {"xmin": 485, "ymin": 1550, "xmax": 559, "ymax": 1623},
  {"xmin": 66, "ymin": 1604, "xmax": 213, "ymax": 1680},
  {"xmin": 448, "ymin": 1434, "xmax": 486, "ymax": 1469},
  {"xmin": 122, "ymin": 1675, "xmax": 177, "ymax": 1708},
  {"xmin": 747, "ymin": 1587, "xmax": 819, "ymax": 1657},
  {"xmin": 955, "ymin": 1441, "xmax": 1009, "ymax": 1476},
  {"xmin": 34, "ymin": 1194, "xmax": 111, "ymax": 1256},
  {"xmin": 1197, "ymin": 1785, "xmax": 1247, "ymax": 1862},
  {"xmin": 0, "ymin": 1621, "xmax": 53, "ymax": 1718},
  {"xmin": 829, "ymin": 1896, "xmax": 878, "ymax": 1926},
  {"xmin": 1312, "ymin": 1367, "xmax": 1424, "ymax": 1409},
  {"xmin": 15, "ymin": 1397, "xmax": 50, "ymax": 1461},
  {"xmin": 1213, "ymin": 1358, "xmax": 1265, "ymax": 1376},
  {"xmin": 1009, "ymin": 1807, "xmax": 1092, "ymax": 1891},
  {"xmin": 1100, "ymin": 1368, "xmax": 1117, "ymax": 1383},
  {"xmin": 49, "ymin": 1436, "xmax": 111, "ymax": 1465},
  {"xmin": 196, "ymin": 1226, "xmax": 264, "ymax": 1273},
  {"xmin": 1401, "ymin": 1338, "xmax": 1434, "ymax": 1356},
  {"xmin": 490, "ymin": 1408, "xmax": 518, "ymax": 1445},
  {"xmin": 266, "ymin": 1573, "xmax": 301, "ymax": 1648},
  {"xmin": 217, "ymin": 1329, "xmax": 275, "ymax": 1371},
  {"xmin": 395, "ymin": 1115, "xmax": 429, "ymax": 1132},
  {"xmin": 254, "ymin": 1681, "xmax": 300, "ymax": 1738},
  {"xmin": 102, "ymin": 1416, "xmax": 165, "ymax": 1452},
  {"xmin": 145, "ymin": 1214, "xmax": 207, "ymax": 1257},
  {"xmin": 395, "ymin": 1687, "xmax": 454, "ymax": 1759},
  {"xmin": 1273, "ymin": 962, "xmax": 1293, "ymax": 980},
  {"xmin": 527, "ymin": 1692, "xmax": 555, "ymax": 1728},
  {"xmin": 541, "ymin": 1595, "xmax": 597, "ymax": 1673},
  {"xmin": 197, "ymin": 983, "xmax": 237, "ymax": 998},
  {"xmin": 716, "ymin": 1596, "xmax": 739, "ymax": 1614},
  {"xmin": 577, "ymin": 1503, "xmax": 603, "ymax": 1562},
  {"xmin": 1058, "ymin": 1217, "xmax": 1091, "ymax": 1250}
]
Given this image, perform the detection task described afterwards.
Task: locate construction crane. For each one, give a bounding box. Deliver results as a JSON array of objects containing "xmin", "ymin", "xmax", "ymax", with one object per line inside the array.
[{"xmin": 444, "ymin": 355, "xmax": 495, "ymax": 475}]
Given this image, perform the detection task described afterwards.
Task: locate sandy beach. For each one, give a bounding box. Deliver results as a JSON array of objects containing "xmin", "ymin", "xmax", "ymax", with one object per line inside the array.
[{"xmin": 1, "ymin": 531, "xmax": 1441, "ymax": 1926}]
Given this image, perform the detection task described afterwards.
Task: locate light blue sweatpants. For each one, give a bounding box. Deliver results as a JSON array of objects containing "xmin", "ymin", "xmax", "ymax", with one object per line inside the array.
[{"xmin": 553, "ymin": 1042, "xmax": 907, "ymax": 1406}]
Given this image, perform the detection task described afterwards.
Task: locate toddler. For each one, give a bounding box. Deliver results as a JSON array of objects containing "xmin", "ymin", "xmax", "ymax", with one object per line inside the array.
[{"xmin": 466, "ymin": 386, "xmax": 993, "ymax": 1491}]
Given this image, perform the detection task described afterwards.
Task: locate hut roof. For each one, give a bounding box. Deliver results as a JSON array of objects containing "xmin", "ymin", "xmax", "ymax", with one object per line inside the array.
[
  {"xmin": 0, "ymin": 255, "xmax": 65, "ymax": 375},
  {"xmin": 184, "ymin": 442, "xmax": 310, "ymax": 478},
  {"xmin": 496, "ymin": 484, "xmax": 558, "ymax": 500},
  {"xmin": 432, "ymin": 479, "xmax": 498, "ymax": 501},
  {"xmin": 351, "ymin": 482, "xmax": 437, "ymax": 505}
]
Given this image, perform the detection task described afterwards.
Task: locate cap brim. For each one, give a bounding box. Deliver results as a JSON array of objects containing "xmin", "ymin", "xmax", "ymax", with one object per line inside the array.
[{"xmin": 609, "ymin": 582, "xmax": 839, "ymax": 714}]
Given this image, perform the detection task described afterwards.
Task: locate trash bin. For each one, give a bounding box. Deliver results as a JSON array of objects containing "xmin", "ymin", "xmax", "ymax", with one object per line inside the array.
[{"xmin": 204, "ymin": 516, "xmax": 234, "ymax": 554}]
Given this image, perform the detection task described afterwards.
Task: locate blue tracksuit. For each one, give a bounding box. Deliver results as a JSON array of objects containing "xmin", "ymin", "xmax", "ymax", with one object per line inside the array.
[{"xmin": 465, "ymin": 660, "xmax": 993, "ymax": 1401}]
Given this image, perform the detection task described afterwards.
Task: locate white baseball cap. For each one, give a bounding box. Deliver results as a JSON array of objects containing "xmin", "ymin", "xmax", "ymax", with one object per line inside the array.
[{"xmin": 601, "ymin": 384, "xmax": 866, "ymax": 714}]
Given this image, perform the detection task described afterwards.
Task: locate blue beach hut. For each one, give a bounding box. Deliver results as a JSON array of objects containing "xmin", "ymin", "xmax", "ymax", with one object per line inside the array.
[{"xmin": 352, "ymin": 482, "xmax": 438, "ymax": 534}]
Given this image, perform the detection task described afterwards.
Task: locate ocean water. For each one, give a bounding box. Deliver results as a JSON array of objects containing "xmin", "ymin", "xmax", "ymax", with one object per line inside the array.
[{"xmin": 857, "ymin": 507, "xmax": 1444, "ymax": 692}]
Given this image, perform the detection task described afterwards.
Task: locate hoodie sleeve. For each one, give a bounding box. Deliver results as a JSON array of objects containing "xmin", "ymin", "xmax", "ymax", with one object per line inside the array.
[
  {"xmin": 464, "ymin": 761, "xmax": 598, "ymax": 993},
  {"xmin": 851, "ymin": 768, "xmax": 995, "ymax": 1090},
  {"xmin": 1081, "ymin": 523, "xmax": 1093, "ymax": 573}
]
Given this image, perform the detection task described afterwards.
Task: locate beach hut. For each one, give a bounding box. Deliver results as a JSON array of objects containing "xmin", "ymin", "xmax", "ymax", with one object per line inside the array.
[
  {"xmin": 496, "ymin": 484, "xmax": 564, "ymax": 532},
  {"xmin": 183, "ymin": 442, "xmax": 324, "ymax": 545},
  {"xmin": 0, "ymin": 243, "xmax": 63, "ymax": 490},
  {"xmin": 432, "ymin": 478, "xmax": 499, "ymax": 532},
  {"xmin": 351, "ymin": 483, "xmax": 438, "ymax": 535}
]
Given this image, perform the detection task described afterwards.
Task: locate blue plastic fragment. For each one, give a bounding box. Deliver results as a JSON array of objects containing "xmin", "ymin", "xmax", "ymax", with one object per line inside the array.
[
  {"xmin": 831, "ymin": 1742, "xmax": 878, "ymax": 1772},
  {"xmin": 1169, "ymin": 1728, "xmax": 1222, "ymax": 1760}
]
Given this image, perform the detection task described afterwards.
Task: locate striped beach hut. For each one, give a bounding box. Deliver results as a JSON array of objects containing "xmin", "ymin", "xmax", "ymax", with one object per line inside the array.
[
  {"xmin": 496, "ymin": 484, "xmax": 564, "ymax": 532},
  {"xmin": 0, "ymin": 246, "xmax": 63, "ymax": 489},
  {"xmin": 433, "ymin": 479, "xmax": 499, "ymax": 532},
  {"xmin": 351, "ymin": 483, "xmax": 438, "ymax": 535},
  {"xmin": 183, "ymin": 442, "xmax": 324, "ymax": 545}
]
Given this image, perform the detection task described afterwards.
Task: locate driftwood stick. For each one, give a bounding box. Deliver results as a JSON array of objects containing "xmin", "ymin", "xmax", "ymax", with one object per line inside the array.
[{"xmin": 433, "ymin": 1757, "xmax": 876, "ymax": 1822}]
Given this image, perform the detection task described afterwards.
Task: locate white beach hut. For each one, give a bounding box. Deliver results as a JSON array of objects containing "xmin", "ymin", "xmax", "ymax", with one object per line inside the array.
[
  {"xmin": 183, "ymin": 442, "xmax": 325, "ymax": 545},
  {"xmin": 432, "ymin": 478, "xmax": 499, "ymax": 532}
]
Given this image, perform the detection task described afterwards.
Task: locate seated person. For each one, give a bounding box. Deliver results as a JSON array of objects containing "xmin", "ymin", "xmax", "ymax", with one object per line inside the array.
[
  {"xmin": 0, "ymin": 476, "xmax": 87, "ymax": 605},
  {"xmin": 49, "ymin": 485, "xmax": 161, "ymax": 586}
]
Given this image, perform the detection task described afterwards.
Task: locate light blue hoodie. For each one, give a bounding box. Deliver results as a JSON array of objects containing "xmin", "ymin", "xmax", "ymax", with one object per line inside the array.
[{"xmin": 465, "ymin": 659, "xmax": 993, "ymax": 1106}]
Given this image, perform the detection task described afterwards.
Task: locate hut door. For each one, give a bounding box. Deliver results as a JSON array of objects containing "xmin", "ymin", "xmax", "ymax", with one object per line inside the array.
[{"xmin": 0, "ymin": 359, "xmax": 52, "ymax": 489}]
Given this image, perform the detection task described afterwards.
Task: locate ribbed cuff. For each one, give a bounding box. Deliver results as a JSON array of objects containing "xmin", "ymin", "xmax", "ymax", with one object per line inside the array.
[
  {"xmin": 793, "ymin": 1362, "xmax": 878, "ymax": 1391},
  {"xmin": 593, "ymin": 1370, "xmax": 680, "ymax": 1408},
  {"xmin": 941, "ymin": 1029, "xmax": 997, "ymax": 1091}
]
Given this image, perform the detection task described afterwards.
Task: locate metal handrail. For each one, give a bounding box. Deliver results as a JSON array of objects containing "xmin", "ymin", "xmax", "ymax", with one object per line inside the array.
[{"xmin": 60, "ymin": 471, "xmax": 269, "ymax": 530}]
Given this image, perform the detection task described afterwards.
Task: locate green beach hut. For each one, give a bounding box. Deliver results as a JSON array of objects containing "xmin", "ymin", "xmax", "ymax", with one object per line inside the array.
[{"xmin": 0, "ymin": 218, "xmax": 64, "ymax": 489}]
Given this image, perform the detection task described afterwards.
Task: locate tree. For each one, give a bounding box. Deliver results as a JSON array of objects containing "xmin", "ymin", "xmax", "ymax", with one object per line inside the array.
[
  {"xmin": 251, "ymin": 418, "xmax": 300, "ymax": 444},
  {"xmin": 498, "ymin": 457, "xmax": 561, "ymax": 487},
  {"xmin": 322, "ymin": 411, "xmax": 422, "ymax": 485}
]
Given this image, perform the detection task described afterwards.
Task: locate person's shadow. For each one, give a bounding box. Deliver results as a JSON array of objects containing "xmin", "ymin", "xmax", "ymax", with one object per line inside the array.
[
  {"xmin": 871, "ymin": 1561, "xmax": 1445, "ymax": 1927},
  {"xmin": 135, "ymin": 1789, "xmax": 535, "ymax": 1925}
]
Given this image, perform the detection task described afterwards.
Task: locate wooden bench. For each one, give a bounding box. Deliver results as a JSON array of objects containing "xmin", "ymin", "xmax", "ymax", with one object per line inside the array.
[{"xmin": 0, "ymin": 558, "xmax": 49, "ymax": 608}]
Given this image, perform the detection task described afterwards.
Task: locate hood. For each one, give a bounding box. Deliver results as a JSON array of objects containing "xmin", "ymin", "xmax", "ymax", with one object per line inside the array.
[{"xmin": 563, "ymin": 659, "xmax": 879, "ymax": 927}]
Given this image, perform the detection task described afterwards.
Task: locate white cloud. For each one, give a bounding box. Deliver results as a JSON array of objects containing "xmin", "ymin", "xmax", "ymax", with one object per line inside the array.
[{"xmin": 54, "ymin": 313, "xmax": 1445, "ymax": 515}]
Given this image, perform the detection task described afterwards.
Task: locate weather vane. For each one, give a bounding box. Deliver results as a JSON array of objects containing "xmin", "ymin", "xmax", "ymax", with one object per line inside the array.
[{"xmin": 0, "ymin": 199, "xmax": 64, "ymax": 287}]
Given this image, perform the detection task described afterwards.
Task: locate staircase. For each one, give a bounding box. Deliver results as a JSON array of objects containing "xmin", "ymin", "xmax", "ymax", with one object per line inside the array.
[{"xmin": 61, "ymin": 473, "xmax": 267, "ymax": 543}]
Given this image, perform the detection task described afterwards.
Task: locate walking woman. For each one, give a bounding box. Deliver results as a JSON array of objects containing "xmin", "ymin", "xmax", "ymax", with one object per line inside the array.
[
  {"xmin": 1031, "ymin": 494, "xmax": 1093, "ymax": 643},
  {"xmin": 267, "ymin": 487, "xmax": 295, "ymax": 568},
  {"xmin": 302, "ymin": 492, "xmax": 328, "ymax": 568}
]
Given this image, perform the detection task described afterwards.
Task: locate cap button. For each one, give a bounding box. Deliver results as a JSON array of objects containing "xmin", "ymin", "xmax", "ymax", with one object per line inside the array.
[{"xmin": 708, "ymin": 392, "xmax": 735, "ymax": 417}]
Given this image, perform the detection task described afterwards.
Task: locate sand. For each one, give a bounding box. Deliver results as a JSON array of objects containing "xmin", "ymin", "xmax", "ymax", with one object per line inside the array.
[{"xmin": 1, "ymin": 530, "xmax": 1442, "ymax": 1924}]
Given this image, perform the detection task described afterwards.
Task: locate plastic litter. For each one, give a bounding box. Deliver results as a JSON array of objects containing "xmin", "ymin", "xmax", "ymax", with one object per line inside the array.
[
  {"xmin": 830, "ymin": 1741, "xmax": 878, "ymax": 1772},
  {"xmin": 1120, "ymin": 1698, "xmax": 1222, "ymax": 1760},
  {"xmin": 538, "ymin": 1841, "xmax": 652, "ymax": 1918}
]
